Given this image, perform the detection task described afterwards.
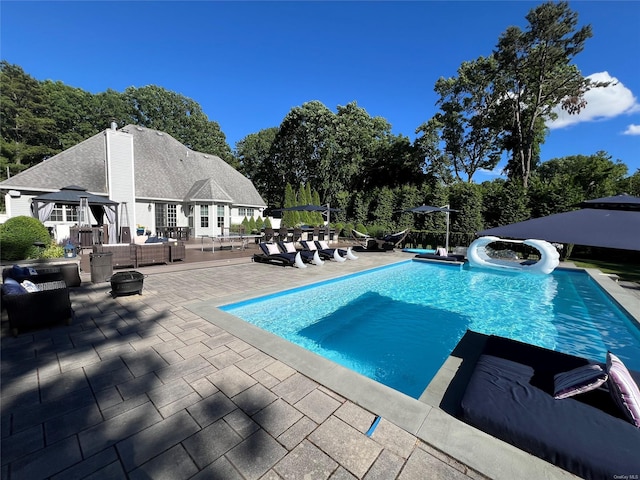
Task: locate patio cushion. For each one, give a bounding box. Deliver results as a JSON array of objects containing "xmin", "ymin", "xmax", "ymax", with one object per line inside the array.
[
  {"xmin": 607, "ymin": 352, "xmax": 640, "ymax": 427},
  {"xmin": 461, "ymin": 350, "xmax": 640, "ymax": 479},
  {"xmin": 553, "ymin": 364, "xmax": 608, "ymax": 399},
  {"xmin": 2, "ymin": 278, "xmax": 27, "ymax": 295}
]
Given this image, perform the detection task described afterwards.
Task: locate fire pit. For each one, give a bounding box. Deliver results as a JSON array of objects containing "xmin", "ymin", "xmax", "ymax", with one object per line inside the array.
[{"xmin": 110, "ymin": 271, "xmax": 145, "ymax": 296}]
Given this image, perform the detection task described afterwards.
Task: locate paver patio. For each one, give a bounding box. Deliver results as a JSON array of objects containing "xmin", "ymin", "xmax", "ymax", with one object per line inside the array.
[
  {"xmin": 1, "ymin": 250, "xmax": 490, "ymax": 479},
  {"xmin": 3, "ymin": 245, "xmax": 637, "ymax": 479}
]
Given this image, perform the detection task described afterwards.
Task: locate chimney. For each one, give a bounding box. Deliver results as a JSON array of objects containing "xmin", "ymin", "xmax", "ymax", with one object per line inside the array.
[{"xmin": 110, "ymin": 121, "xmax": 117, "ymax": 130}]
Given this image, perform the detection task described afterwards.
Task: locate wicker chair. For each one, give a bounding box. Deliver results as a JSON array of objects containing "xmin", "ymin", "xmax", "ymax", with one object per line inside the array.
[{"xmin": 1, "ymin": 272, "xmax": 73, "ymax": 336}]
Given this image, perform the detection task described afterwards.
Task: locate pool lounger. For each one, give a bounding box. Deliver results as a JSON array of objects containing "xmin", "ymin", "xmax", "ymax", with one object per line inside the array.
[{"xmin": 460, "ymin": 335, "xmax": 640, "ymax": 479}]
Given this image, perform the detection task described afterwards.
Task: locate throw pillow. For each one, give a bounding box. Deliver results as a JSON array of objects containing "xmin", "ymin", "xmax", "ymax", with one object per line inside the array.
[
  {"xmin": 553, "ymin": 364, "xmax": 608, "ymax": 399},
  {"xmin": 606, "ymin": 352, "xmax": 640, "ymax": 427},
  {"xmin": 304, "ymin": 241, "xmax": 317, "ymax": 251},
  {"xmin": 437, "ymin": 248, "xmax": 448, "ymax": 257},
  {"xmin": 318, "ymin": 241, "xmax": 330, "ymax": 250},
  {"xmin": 266, "ymin": 243, "xmax": 280, "ymax": 255},
  {"xmin": 21, "ymin": 280, "xmax": 40, "ymax": 293},
  {"xmin": 283, "ymin": 243, "xmax": 297, "ymax": 254},
  {"xmin": 2, "ymin": 277, "xmax": 27, "ymax": 295}
]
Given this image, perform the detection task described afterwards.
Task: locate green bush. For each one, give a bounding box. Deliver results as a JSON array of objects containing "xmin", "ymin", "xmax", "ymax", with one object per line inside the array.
[
  {"xmin": 367, "ymin": 224, "xmax": 386, "ymax": 238},
  {"xmin": 343, "ymin": 222, "xmax": 354, "ymax": 238},
  {"xmin": 0, "ymin": 216, "xmax": 52, "ymax": 261},
  {"xmin": 354, "ymin": 223, "xmax": 367, "ymax": 235}
]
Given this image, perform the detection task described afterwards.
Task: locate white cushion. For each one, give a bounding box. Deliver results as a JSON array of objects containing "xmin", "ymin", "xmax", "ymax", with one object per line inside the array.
[
  {"xmin": 266, "ymin": 243, "xmax": 280, "ymax": 255},
  {"xmin": 318, "ymin": 241, "xmax": 330, "ymax": 250},
  {"xmin": 282, "ymin": 242, "xmax": 297, "ymax": 253}
]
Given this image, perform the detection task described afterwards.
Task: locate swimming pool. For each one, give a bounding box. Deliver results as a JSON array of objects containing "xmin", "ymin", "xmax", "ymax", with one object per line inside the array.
[{"xmin": 220, "ymin": 260, "xmax": 640, "ymax": 398}]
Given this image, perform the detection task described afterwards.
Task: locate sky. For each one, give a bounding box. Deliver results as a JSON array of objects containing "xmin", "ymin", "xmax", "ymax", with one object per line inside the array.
[{"xmin": 2, "ymin": 1, "xmax": 639, "ymax": 182}]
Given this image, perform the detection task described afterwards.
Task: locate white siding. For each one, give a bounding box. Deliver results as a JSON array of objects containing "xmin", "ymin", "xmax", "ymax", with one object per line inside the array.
[{"xmin": 105, "ymin": 129, "xmax": 136, "ymax": 230}]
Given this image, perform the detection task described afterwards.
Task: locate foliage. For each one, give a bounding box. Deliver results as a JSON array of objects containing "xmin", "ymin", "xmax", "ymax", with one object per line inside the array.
[
  {"xmin": 0, "ymin": 62, "xmax": 235, "ymax": 182},
  {"xmin": 255, "ymin": 217, "xmax": 264, "ymax": 230},
  {"xmin": 0, "ymin": 215, "xmax": 51, "ymax": 261},
  {"xmin": 449, "ymin": 182, "xmax": 484, "ymax": 234},
  {"xmin": 433, "ymin": 56, "xmax": 503, "ymax": 182},
  {"xmin": 492, "ymin": 1, "xmax": 608, "ymax": 188}
]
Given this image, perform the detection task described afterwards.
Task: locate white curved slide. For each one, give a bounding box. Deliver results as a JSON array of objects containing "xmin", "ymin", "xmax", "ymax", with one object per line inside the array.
[{"xmin": 467, "ymin": 236, "xmax": 560, "ymax": 274}]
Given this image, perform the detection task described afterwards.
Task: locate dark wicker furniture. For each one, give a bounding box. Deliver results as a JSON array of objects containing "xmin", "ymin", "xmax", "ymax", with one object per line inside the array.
[{"xmin": 1, "ymin": 272, "xmax": 73, "ymax": 336}]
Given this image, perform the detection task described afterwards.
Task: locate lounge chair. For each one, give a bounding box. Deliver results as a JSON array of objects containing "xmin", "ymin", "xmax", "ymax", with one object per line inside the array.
[
  {"xmin": 301, "ymin": 240, "xmax": 346, "ymax": 262},
  {"xmin": 253, "ymin": 242, "xmax": 307, "ymax": 268},
  {"xmin": 278, "ymin": 241, "xmax": 325, "ymax": 265},
  {"xmin": 315, "ymin": 240, "xmax": 358, "ymax": 260}
]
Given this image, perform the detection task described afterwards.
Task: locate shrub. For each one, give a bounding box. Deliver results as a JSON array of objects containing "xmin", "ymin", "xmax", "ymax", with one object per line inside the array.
[
  {"xmin": 0, "ymin": 216, "xmax": 52, "ymax": 262},
  {"xmin": 355, "ymin": 223, "xmax": 368, "ymax": 235}
]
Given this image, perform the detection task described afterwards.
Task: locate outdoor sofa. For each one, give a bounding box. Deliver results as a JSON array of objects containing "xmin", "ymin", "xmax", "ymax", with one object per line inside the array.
[
  {"xmin": 459, "ymin": 335, "xmax": 640, "ymax": 479},
  {"xmin": 94, "ymin": 240, "xmax": 181, "ymax": 268}
]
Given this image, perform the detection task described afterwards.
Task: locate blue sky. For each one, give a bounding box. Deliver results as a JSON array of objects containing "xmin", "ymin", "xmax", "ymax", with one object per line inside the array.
[{"xmin": 2, "ymin": 1, "xmax": 639, "ymax": 182}]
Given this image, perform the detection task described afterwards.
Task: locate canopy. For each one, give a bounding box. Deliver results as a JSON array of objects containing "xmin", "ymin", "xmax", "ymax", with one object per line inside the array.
[
  {"xmin": 274, "ymin": 204, "xmax": 340, "ymax": 213},
  {"xmin": 406, "ymin": 205, "xmax": 458, "ymax": 214},
  {"xmin": 476, "ymin": 194, "xmax": 640, "ymax": 251},
  {"xmin": 32, "ymin": 185, "xmax": 119, "ymax": 243},
  {"xmin": 406, "ymin": 204, "xmax": 458, "ymax": 250}
]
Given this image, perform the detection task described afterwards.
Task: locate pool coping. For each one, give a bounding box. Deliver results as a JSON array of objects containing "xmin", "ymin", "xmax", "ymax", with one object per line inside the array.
[{"xmin": 187, "ymin": 260, "xmax": 638, "ymax": 480}]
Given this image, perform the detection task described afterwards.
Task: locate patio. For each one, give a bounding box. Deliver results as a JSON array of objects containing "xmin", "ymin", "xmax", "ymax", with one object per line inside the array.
[{"xmin": 2, "ymin": 246, "xmax": 636, "ymax": 479}]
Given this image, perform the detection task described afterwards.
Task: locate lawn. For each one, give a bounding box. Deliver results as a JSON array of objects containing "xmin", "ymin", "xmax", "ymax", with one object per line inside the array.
[{"xmin": 572, "ymin": 258, "xmax": 640, "ymax": 284}]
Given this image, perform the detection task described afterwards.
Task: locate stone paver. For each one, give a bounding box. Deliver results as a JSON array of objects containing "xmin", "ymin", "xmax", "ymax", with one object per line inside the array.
[{"xmin": 0, "ymin": 253, "xmax": 490, "ymax": 479}]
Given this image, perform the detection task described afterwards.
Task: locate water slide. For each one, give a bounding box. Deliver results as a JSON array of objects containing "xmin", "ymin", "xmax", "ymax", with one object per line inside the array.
[{"xmin": 467, "ymin": 236, "xmax": 560, "ymax": 274}]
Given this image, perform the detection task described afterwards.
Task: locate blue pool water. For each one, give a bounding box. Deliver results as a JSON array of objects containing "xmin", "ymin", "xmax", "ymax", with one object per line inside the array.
[
  {"xmin": 402, "ymin": 248, "xmax": 436, "ymax": 254},
  {"xmin": 221, "ymin": 261, "xmax": 640, "ymax": 398}
]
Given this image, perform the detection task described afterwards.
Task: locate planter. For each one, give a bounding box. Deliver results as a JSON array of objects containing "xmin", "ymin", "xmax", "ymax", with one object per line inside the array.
[{"xmin": 109, "ymin": 271, "xmax": 145, "ymax": 296}]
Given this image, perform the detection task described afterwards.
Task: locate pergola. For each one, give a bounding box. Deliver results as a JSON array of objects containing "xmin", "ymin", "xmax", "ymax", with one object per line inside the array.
[{"xmin": 31, "ymin": 185, "xmax": 119, "ymax": 244}]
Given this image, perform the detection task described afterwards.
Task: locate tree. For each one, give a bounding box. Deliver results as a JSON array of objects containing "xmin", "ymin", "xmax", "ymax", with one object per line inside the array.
[
  {"xmin": 529, "ymin": 151, "xmax": 628, "ymax": 216},
  {"xmin": 235, "ymin": 127, "xmax": 278, "ymax": 181},
  {"xmin": 124, "ymin": 85, "xmax": 234, "ymax": 165},
  {"xmin": 433, "ymin": 56, "xmax": 503, "ymax": 183},
  {"xmin": 493, "ymin": 1, "xmax": 608, "ymax": 188},
  {"xmin": 0, "ymin": 61, "xmax": 59, "ymax": 177}
]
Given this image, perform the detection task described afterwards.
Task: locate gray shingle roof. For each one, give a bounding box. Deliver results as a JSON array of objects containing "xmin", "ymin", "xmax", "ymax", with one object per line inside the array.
[{"xmin": 0, "ymin": 125, "xmax": 266, "ymax": 207}]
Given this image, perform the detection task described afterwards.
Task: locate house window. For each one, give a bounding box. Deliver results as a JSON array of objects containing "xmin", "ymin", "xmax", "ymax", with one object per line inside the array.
[
  {"xmin": 238, "ymin": 207, "xmax": 254, "ymax": 217},
  {"xmin": 167, "ymin": 204, "xmax": 177, "ymax": 227},
  {"xmin": 155, "ymin": 203, "xmax": 177, "ymax": 227},
  {"xmin": 200, "ymin": 205, "xmax": 209, "ymax": 228},
  {"xmin": 50, "ymin": 204, "xmax": 63, "ymax": 222},
  {"xmin": 66, "ymin": 205, "xmax": 78, "ymax": 222},
  {"xmin": 155, "ymin": 203, "xmax": 167, "ymax": 227},
  {"xmin": 217, "ymin": 206, "xmax": 224, "ymax": 230}
]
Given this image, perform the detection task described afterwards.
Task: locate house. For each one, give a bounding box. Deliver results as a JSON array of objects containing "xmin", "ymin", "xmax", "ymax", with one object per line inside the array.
[{"xmin": 0, "ymin": 123, "xmax": 267, "ymax": 242}]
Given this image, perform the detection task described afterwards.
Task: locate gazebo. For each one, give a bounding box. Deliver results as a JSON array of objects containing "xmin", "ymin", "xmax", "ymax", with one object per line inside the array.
[{"xmin": 31, "ymin": 185, "xmax": 119, "ymax": 244}]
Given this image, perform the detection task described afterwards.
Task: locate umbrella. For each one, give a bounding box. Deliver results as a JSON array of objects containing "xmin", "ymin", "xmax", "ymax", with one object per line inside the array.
[
  {"xmin": 476, "ymin": 194, "xmax": 640, "ymax": 251},
  {"xmin": 407, "ymin": 204, "xmax": 458, "ymax": 251}
]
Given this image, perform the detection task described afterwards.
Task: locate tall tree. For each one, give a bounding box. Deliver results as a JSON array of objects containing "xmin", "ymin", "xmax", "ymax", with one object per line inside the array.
[
  {"xmin": 493, "ymin": 1, "xmax": 608, "ymax": 188},
  {"xmin": 235, "ymin": 127, "xmax": 278, "ymax": 181},
  {"xmin": 124, "ymin": 85, "xmax": 234, "ymax": 165},
  {"xmin": 0, "ymin": 61, "xmax": 58, "ymax": 177},
  {"xmin": 433, "ymin": 56, "xmax": 503, "ymax": 183}
]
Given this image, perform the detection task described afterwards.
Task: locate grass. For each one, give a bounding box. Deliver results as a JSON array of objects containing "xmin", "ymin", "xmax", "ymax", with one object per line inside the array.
[{"xmin": 571, "ymin": 258, "xmax": 640, "ymax": 284}]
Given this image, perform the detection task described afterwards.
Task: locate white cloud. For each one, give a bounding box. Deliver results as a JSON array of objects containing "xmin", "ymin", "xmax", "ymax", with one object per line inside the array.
[
  {"xmin": 623, "ymin": 124, "xmax": 640, "ymax": 136},
  {"xmin": 548, "ymin": 72, "xmax": 639, "ymax": 129}
]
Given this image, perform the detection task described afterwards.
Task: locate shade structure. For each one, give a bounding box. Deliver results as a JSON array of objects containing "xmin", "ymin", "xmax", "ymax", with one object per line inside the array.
[
  {"xmin": 406, "ymin": 204, "xmax": 458, "ymax": 250},
  {"xmin": 275, "ymin": 204, "xmax": 340, "ymax": 213},
  {"xmin": 31, "ymin": 185, "xmax": 119, "ymax": 243},
  {"xmin": 406, "ymin": 205, "xmax": 458, "ymax": 214},
  {"xmin": 476, "ymin": 194, "xmax": 640, "ymax": 251}
]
